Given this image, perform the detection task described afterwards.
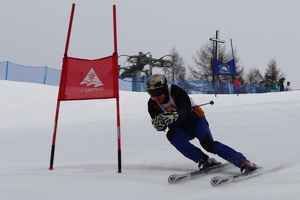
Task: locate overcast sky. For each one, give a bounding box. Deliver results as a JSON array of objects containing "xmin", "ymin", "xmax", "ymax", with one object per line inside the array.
[{"xmin": 1, "ymin": 0, "xmax": 300, "ymax": 89}]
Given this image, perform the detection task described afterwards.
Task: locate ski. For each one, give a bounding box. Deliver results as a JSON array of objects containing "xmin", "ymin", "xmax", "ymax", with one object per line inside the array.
[
  {"xmin": 168, "ymin": 163, "xmax": 233, "ymax": 184},
  {"xmin": 210, "ymin": 166, "xmax": 262, "ymax": 186}
]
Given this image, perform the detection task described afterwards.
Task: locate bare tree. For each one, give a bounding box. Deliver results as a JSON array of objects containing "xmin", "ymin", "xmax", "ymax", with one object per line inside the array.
[
  {"xmin": 163, "ymin": 47, "xmax": 186, "ymax": 82},
  {"xmin": 189, "ymin": 42, "xmax": 217, "ymax": 81},
  {"xmin": 245, "ymin": 67, "xmax": 264, "ymax": 85},
  {"xmin": 189, "ymin": 41, "xmax": 244, "ymax": 83}
]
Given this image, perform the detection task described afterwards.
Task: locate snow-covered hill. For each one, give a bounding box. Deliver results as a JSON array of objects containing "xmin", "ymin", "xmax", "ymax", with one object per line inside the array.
[{"xmin": 1, "ymin": 80, "xmax": 299, "ymax": 199}]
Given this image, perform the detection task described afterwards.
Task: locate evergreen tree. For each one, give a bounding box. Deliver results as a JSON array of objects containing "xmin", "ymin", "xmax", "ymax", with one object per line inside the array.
[{"xmin": 263, "ymin": 57, "xmax": 285, "ymax": 84}]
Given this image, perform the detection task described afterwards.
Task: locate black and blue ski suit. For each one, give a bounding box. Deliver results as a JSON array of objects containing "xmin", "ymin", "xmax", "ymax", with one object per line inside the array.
[{"xmin": 148, "ymin": 84, "xmax": 247, "ymax": 167}]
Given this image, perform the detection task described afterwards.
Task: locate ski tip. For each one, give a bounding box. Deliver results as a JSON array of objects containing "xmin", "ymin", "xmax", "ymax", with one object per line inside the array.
[{"xmin": 210, "ymin": 166, "xmax": 263, "ymax": 186}]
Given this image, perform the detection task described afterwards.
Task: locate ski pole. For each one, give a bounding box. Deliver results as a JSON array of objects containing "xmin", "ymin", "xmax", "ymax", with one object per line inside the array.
[{"xmin": 198, "ymin": 100, "xmax": 214, "ymax": 106}]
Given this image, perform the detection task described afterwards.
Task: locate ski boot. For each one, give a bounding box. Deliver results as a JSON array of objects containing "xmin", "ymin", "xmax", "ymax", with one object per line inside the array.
[
  {"xmin": 198, "ymin": 156, "xmax": 221, "ymax": 170},
  {"xmin": 240, "ymin": 160, "xmax": 258, "ymax": 174}
]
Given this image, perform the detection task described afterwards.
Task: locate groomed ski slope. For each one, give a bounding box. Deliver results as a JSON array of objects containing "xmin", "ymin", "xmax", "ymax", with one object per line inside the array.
[{"xmin": 1, "ymin": 80, "xmax": 300, "ymax": 200}]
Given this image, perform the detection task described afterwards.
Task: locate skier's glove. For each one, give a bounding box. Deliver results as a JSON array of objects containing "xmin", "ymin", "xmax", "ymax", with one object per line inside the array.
[
  {"xmin": 160, "ymin": 111, "xmax": 179, "ymax": 125},
  {"xmin": 151, "ymin": 115, "xmax": 167, "ymax": 131}
]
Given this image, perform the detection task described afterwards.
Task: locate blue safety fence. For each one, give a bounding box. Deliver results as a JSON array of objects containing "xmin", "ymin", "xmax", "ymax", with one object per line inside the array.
[
  {"xmin": 0, "ymin": 61, "xmax": 279, "ymax": 94},
  {"xmin": 0, "ymin": 61, "xmax": 61, "ymax": 86}
]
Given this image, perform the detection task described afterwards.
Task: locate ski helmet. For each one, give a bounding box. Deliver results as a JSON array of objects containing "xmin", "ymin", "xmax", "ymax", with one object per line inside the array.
[{"xmin": 146, "ymin": 74, "xmax": 167, "ymax": 91}]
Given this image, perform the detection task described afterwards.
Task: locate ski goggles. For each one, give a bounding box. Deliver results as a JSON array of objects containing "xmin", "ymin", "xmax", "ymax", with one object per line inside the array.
[{"xmin": 148, "ymin": 89, "xmax": 164, "ymax": 97}]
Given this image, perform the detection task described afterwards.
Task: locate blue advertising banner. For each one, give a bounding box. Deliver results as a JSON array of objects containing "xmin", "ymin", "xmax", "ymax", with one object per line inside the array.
[{"xmin": 213, "ymin": 58, "xmax": 236, "ymax": 76}]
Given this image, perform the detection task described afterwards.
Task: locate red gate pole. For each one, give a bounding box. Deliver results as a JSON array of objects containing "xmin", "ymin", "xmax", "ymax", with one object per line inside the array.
[
  {"xmin": 49, "ymin": 3, "xmax": 76, "ymax": 170},
  {"xmin": 113, "ymin": 5, "xmax": 122, "ymax": 173}
]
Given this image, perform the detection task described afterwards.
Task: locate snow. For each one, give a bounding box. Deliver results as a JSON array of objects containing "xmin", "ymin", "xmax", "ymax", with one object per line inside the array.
[{"xmin": 1, "ymin": 79, "xmax": 300, "ymax": 199}]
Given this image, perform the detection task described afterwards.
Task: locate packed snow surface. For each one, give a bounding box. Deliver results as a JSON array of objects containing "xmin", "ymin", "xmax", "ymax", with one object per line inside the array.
[{"xmin": 1, "ymin": 80, "xmax": 300, "ymax": 199}]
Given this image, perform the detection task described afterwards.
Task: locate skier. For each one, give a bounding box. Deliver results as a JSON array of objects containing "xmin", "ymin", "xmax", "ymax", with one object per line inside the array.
[{"xmin": 147, "ymin": 74, "xmax": 258, "ymax": 173}]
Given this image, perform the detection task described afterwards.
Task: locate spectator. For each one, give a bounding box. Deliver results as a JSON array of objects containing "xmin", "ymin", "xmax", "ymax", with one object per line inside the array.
[
  {"xmin": 233, "ymin": 76, "xmax": 241, "ymax": 94},
  {"xmin": 286, "ymin": 81, "xmax": 291, "ymax": 91},
  {"xmin": 269, "ymin": 80, "xmax": 278, "ymax": 92},
  {"xmin": 278, "ymin": 78, "xmax": 285, "ymax": 92}
]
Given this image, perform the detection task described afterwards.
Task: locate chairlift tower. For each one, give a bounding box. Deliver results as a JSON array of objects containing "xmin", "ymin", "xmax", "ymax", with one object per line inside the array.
[{"xmin": 119, "ymin": 52, "xmax": 173, "ymax": 91}]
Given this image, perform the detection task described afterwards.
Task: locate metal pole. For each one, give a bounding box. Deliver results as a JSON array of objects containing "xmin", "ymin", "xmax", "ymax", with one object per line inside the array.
[
  {"xmin": 210, "ymin": 30, "xmax": 225, "ymax": 97},
  {"xmin": 172, "ymin": 60, "xmax": 175, "ymax": 84},
  {"xmin": 198, "ymin": 100, "xmax": 214, "ymax": 106}
]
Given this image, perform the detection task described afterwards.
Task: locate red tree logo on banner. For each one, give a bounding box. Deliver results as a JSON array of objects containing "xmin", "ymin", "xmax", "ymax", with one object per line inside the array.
[{"xmin": 80, "ymin": 68, "xmax": 103, "ymax": 87}]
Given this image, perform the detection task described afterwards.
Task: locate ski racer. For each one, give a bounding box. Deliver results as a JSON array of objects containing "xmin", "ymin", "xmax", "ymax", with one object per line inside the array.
[{"xmin": 147, "ymin": 74, "xmax": 258, "ymax": 173}]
